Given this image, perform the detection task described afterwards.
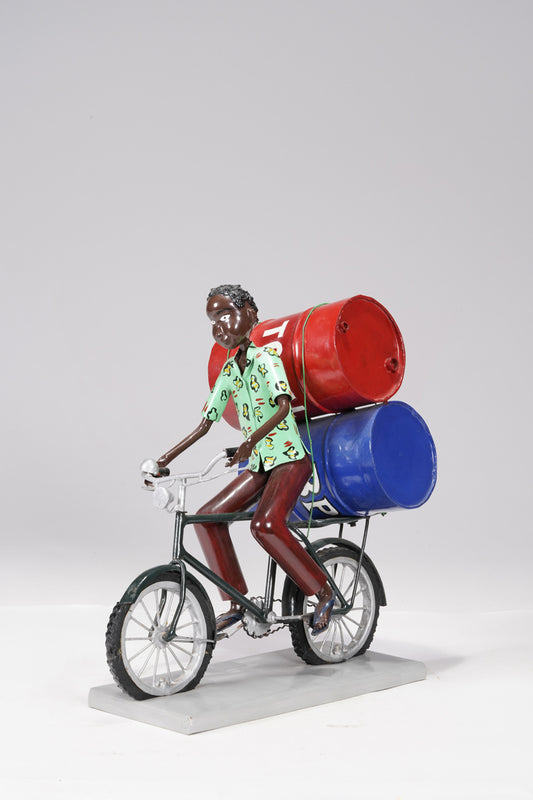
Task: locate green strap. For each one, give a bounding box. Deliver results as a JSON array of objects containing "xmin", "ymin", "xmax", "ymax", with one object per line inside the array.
[{"xmin": 301, "ymin": 304, "xmax": 327, "ymax": 536}]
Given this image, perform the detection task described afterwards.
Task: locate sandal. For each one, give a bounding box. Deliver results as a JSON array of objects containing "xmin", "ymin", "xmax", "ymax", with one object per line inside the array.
[
  {"xmin": 216, "ymin": 607, "xmax": 244, "ymax": 634},
  {"xmin": 311, "ymin": 594, "xmax": 335, "ymax": 636}
]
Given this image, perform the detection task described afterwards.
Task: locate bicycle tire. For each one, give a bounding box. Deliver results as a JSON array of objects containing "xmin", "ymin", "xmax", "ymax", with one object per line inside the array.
[
  {"xmin": 287, "ymin": 544, "xmax": 381, "ymax": 665},
  {"xmin": 106, "ymin": 571, "xmax": 215, "ymax": 700}
]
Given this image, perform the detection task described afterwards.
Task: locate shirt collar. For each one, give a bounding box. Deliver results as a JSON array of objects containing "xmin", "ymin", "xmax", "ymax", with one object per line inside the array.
[{"xmin": 230, "ymin": 341, "xmax": 257, "ymax": 373}]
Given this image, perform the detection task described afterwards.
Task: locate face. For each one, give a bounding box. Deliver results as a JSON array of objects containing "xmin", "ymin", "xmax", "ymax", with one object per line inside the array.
[{"xmin": 206, "ymin": 294, "xmax": 257, "ymax": 349}]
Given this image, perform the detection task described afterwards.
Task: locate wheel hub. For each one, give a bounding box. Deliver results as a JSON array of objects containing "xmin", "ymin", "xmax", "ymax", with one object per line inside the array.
[{"xmin": 150, "ymin": 625, "xmax": 171, "ymax": 649}]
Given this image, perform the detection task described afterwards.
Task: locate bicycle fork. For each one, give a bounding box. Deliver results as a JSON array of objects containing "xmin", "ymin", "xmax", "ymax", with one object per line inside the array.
[{"xmin": 161, "ymin": 510, "xmax": 188, "ymax": 642}]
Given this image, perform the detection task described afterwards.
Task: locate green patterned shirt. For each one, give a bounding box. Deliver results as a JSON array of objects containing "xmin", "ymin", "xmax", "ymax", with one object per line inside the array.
[{"xmin": 202, "ymin": 343, "xmax": 307, "ymax": 472}]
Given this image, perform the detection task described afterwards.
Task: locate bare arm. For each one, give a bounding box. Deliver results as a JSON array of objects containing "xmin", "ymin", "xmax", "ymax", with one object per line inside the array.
[
  {"xmin": 227, "ymin": 395, "xmax": 292, "ymax": 467},
  {"xmin": 157, "ymin": 417, "xmax": 213, "ymax": 470}
]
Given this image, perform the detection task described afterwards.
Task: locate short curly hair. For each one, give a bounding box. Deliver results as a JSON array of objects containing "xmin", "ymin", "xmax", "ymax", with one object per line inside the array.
[{"xmin": 207, "ymin": 284, "xmax": 258, "ymax": 312}]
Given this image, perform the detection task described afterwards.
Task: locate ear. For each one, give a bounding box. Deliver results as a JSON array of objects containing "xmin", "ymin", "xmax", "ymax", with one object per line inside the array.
[{"xmin": 245, "ymin": 302, "xmax": 258, "ymax": 330}]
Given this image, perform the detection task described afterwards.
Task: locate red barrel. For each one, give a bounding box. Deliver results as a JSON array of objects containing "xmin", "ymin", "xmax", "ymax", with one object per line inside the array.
[{"xmin": 207, "ymin": 295, "xmax": 406, "ymax": 430}]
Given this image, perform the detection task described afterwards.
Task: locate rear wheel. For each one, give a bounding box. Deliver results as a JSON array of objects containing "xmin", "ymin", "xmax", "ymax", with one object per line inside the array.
[
  {"xmin": 288, "ymin": 545, "xmax": 381, "ymax": 665},
  {"xmin": 106, "ymin": 572, "xmax": 215, "ymax": 699}
]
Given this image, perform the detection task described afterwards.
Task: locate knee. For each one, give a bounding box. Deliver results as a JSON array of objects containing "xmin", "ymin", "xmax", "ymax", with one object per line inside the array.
[
  {"xmin": 251, "ymin": 515, "xmax": 276, "ymax": 542},
  {"xmin": 197, "ymin": 499, "xmax": 217, "ymax": 515}
]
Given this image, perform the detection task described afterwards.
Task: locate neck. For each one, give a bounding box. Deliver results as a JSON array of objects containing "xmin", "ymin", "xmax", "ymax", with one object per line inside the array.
[{"xmin": 235, "ymin": 338, "xmax": 251, "ymax": 372}]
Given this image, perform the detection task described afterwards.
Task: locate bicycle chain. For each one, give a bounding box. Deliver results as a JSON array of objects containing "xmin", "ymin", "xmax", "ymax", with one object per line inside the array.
[{"xmin": 242, "ymin": 596, "xmax": 286, "ymax": 639}]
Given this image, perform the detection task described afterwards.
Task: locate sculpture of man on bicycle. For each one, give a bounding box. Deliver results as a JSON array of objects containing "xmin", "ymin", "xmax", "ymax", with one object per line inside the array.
[{"xmin": 156, "ymin": 284, "xmax": 334, "ymax": 636}]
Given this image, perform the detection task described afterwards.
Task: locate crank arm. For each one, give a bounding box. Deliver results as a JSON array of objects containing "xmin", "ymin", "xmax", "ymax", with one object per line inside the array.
[{"xmin": 271, "ymin": 612, "xmax": 313, "ymax": 623}]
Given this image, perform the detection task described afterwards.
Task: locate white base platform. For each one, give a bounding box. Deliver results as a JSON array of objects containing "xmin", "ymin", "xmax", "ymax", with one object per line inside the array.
[{"xmin": 88, "ymin": 648, "xmax": 426, "ymax": 734}]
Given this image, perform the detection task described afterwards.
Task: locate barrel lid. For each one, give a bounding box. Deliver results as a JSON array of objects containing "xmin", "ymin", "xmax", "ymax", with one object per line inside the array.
[
  {"xmin": 335, "ymin": 296, "xmax": 406, "ymax": 402},
  {"xmin": 372, "ymin": 402, "xmax": 437, "ymax": 508}
]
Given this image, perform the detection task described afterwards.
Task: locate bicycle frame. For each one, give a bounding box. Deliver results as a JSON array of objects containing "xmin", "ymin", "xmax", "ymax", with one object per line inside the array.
[
  {"xmin": 163, "ymin": 510, "xmax": 371, "ymax": 641},
  {"xmin": 131, "ymin": 452, "xmax": 376, "ymax": 643}
]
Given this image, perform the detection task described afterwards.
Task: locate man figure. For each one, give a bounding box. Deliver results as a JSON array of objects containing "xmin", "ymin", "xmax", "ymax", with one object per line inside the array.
[{"xmin": 156, "ymin": 284, "xmax": 334, "ymax": 635}]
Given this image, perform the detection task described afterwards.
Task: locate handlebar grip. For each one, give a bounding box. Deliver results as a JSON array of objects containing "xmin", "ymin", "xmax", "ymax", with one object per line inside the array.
[
  {"xmin": 224, "ymin": 447, "xmax": 239, "ymax": 458},
  {"xmin": 140, "ymin": 458, "xmax": 169, "ymax": 477}
]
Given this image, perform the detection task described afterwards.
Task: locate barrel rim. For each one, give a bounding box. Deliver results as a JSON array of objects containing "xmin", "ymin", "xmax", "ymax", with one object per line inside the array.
[
  {"xmin": 369, "ymin": 401, "xmax": 438, "ymax": 508},
  {"xmin": 335, "ymin": 296, "xmax": 406, "ymax": 403}
]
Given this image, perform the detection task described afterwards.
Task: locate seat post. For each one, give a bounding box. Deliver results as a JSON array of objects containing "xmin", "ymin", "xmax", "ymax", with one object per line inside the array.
[{"xmin": 264, "ymin": 557, "xmax": 277, "ymax": 612}]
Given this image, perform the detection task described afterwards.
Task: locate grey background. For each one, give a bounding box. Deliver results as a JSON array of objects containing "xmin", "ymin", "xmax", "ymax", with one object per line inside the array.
[{"xmin": 1, "ymin": 0, "xmax": 531, "ymax": 612}]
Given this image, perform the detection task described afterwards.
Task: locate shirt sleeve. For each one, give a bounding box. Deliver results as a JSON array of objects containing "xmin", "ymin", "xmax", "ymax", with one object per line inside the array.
[
  {"xmin": 201, "ymin": 368, "xmax": 231, "ymax": 423},
  {"xmin": 260, "ymin": 347, "xmax": 293, "ymax": 402}
]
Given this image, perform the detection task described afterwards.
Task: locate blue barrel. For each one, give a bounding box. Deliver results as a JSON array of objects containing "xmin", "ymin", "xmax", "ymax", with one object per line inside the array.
[{"xmin": 292, "ymin": 401, "xmax": 437, "ymax": 521}]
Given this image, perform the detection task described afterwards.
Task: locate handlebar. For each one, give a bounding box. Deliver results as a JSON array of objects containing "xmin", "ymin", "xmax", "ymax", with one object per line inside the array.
[{"xmin": 140, "ymin": 449, "xmax": 240, "ymax": 513}]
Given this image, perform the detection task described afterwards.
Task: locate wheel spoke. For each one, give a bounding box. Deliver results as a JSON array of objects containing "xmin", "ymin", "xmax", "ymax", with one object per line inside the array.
[
  {"xmin": 340, "ymin": 617, "xmax": 355, "ymax": 639},
  {"xmin": 139, "ymin": 645, "xmax": 156, "ymax": 675},
  {"xmin": 318, "ymin": 621, "xmax": 335, "ymax": 653},
  {"xmin": 163, "ymin": 648, "xmax": 173, "ymax": 684},
  {"xmin": 153, "ymin": 648, "xmax": 161, "ymax": 685},
  {"xmin": 168, "ymin": 644, "xmax": 185, "ymax": 672},
  {"xmin": 339, "ymin": 615, "xmax": 358, "ymax": 634},
  {"xmin": 128, "ymin": 642, "xmax": 153, "ymax": 662},
  {"xmin": 344, "ymin": 612, "xmax": 363, "ymax": 626},
  {"xmin": 129, "ymin": 615, "xmax": 151, "ymax": 633},
  {"xmin": 343, "ymin": 574, "xmax": 356, "ymax": 596},
  {"xmin": 174, "ymin": 620, "xmax": 194, "ymax": 632},
  {"xmin": 140, "ymin": 599, "xmax": 156, "ymax": 627},
  {"xmin": 168, "ymin": 641, "xmax": 193, "ymax": 657},
  {"xmin": 337, "ymin": 620, "xmax": 345, "ymax": 651},
  {"xmin": 338, "ymin": 564, "xmax": 348, "ymax": 593},
  {"xmin": 325, "ymin": 621, "xmax": 337, "ymax": 651},
  {"xmin": 171, "ymin": 636, "xmax": 201, "ymax": 643}
]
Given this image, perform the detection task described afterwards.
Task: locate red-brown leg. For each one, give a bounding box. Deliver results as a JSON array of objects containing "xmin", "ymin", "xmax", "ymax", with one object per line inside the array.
[
  {"xmin": 250, "ymin": 457, "xmax": 328, "ymax": 597},
  {"xmin": 195, "ymin": 469, "xmax": 268, "ymax": 601}
]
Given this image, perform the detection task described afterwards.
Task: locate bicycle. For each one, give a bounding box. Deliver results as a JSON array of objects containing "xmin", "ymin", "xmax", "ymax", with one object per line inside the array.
[{"xmin": 105, "ymin": 449, "xmax": 387, "ymax": 700}]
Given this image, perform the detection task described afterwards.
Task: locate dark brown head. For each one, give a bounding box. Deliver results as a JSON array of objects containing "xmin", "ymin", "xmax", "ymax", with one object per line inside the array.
[{"xmin": 206, "ymin": 284, "xmax": 258, "ymax": 350}]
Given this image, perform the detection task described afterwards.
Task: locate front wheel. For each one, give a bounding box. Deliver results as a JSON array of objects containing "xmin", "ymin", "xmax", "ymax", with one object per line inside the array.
[
  {"xmin": 106, "ymin": 571, "xmax": 216, "ymax": 700},
  {"xmin": 287, "ymin": 545, "xmax": 381, "ymax": 665}
]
